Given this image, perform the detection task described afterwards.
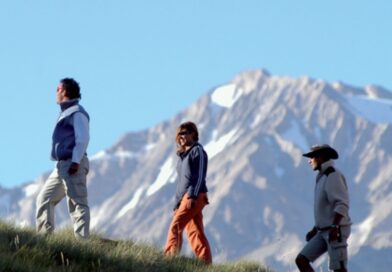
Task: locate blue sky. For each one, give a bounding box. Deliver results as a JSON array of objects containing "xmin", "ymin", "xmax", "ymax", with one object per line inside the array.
[{"xmin": 1, "ymin": 1, "xmax": 391, "ymax": 188}]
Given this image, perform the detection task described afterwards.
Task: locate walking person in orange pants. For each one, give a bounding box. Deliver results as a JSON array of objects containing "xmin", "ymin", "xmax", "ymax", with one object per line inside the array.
[{"xmin": 164, "ymin": 121, "xmax": 212, "ymax": 264}]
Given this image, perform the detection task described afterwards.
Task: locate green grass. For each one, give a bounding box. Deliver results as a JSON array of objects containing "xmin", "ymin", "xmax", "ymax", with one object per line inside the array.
[{"xmin": 0, "ymin": 220, "xmax": 273, "ymax": 272}]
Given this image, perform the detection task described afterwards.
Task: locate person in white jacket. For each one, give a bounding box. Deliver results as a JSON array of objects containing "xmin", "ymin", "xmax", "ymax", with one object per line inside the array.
[{"xmin": 296, "ymin": 144, "xmax": 351, "ymax": 272}]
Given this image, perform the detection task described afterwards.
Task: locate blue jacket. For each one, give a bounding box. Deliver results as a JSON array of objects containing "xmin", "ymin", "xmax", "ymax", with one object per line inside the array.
[
  {"xmin": 51, "ymin": 99, "xmax": 90, "ymax": 161},
  {"xmin": 174, "ymin": 142, "xmax": 208, "ymax": 209}
]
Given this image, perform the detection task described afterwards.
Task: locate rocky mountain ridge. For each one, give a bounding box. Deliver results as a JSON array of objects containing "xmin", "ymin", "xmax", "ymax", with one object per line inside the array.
[{"xmin": 1, "ymin": 69, "xmax": 392, "ymax": 271}]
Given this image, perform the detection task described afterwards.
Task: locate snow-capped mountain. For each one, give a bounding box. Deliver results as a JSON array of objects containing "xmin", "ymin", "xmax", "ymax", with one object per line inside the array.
[{"xmin": 2, "ymin": 69, "xmax": 392, "ymax": 271}]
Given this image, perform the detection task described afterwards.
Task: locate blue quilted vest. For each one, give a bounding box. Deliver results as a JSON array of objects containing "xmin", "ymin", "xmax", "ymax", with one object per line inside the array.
[{"xmin": 51, "ymin": 99, "xmax": 90, "ymax": 161}]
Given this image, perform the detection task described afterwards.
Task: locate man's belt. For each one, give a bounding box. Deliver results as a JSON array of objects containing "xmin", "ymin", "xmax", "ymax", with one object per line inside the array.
[
  {"xmin": 316, "ymin": 226, "xmax": 333, "ymax": 231},
  {"xmin": 317, "ymin": 225, "xmax": 340, "ymax": 231}
]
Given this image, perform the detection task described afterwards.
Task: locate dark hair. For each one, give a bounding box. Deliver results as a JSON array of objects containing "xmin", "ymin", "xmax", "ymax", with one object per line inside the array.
[
  {"xmin": 60, "ymin": 78, "xmax": 81, "ymax": 99},
  {"xmin": 176, "ymin": 121, "xmax": 199, "ymax": 155}
]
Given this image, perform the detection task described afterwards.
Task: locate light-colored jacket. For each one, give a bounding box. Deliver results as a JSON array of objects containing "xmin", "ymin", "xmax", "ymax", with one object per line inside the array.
[{"xmin": 314, "ymin": 160, "xmax": 352, "ymax": 228}]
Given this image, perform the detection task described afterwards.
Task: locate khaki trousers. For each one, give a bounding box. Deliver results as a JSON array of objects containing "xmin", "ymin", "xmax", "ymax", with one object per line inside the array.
[
  {"xmin": 164, "ymin": 193, "xmax": 212, "ymax": 264},
  {"xmin": 36, "ymin": 156, "xmax": 90, "ymax": 238}
]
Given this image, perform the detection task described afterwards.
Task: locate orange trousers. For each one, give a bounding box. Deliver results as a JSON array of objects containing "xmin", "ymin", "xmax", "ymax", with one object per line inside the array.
[{"xmin": 164, "ymin": 192, "xmax": 212, "ymax": 264}]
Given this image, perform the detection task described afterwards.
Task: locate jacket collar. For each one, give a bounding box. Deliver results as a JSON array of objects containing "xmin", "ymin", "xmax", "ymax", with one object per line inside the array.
[
  {"xmin": 316, "ymin": 160, "xmax": 335, "ymax": 182},
  {"xmin": 60, "ymin": 99, "xmax": 79, "ymax": 111},
  {"xmin": 180, "ymin": 142, "xmax": 200, "ymax": 158},
  {"xmin": 320, "ymin": 159, "xmax": 334, "ymax": 174}
]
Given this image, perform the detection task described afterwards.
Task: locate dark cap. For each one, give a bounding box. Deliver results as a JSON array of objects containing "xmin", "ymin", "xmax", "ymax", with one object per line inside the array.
[{"xmin": 302, "ymin": 144, "xmax": 339, "ymax": 160}]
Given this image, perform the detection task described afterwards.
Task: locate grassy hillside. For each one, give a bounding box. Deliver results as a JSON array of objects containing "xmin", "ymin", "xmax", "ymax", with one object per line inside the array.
[{"xmin": 0, "ymin": 221, "xmax": 272, "ymax": 272}]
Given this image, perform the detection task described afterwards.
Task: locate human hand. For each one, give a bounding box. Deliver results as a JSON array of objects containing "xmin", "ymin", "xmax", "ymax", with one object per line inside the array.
[
  {"xmin": 187, "ymin": 198, "xmax": 196, "ymax": 210},
  {"xmin": 68, "ymin": 162, "xmax": 80, "ymax": 175},
  {"xmin": 328, "ymin": 226, "xmax": 340, "ymax": 242},
  {"xmin": 306, "ymin": 227, "xmax": 318, "ymax": 242}
]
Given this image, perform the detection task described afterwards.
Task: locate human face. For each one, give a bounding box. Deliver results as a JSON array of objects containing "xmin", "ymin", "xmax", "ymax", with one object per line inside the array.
[
  {"xmin": 178, "ymin": 129, "xmax": 194, "ymax": 148},
  {"xmin": 56, "ymin": 83, "xmax": 67, "ymax": 104},
  {"xmin": 308, "ymin": 156, "xmax": 322, "ymax": 171}
]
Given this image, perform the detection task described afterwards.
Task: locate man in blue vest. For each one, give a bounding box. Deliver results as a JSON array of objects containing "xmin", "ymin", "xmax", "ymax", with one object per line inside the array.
[{"xmin": 36, "ymin": 78, "xmax": 90, "ymax": 238}]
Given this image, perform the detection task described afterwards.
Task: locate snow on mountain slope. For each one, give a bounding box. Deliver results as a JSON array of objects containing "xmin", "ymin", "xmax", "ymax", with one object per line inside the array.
[
  {"xmin": 211, "ymin": 84, "xmax": 244, "ymax": 108},
  {"xmin": 345, "ymin": 95, "xmax": 392, "ymax": 124},
  {"xmin": 2, "ymin": 69, "xmax": 392, "ymax": 271}
]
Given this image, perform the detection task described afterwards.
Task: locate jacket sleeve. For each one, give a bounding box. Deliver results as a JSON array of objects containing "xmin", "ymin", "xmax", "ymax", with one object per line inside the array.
[
  {"xmin": 325, "ymin": 172, "xmax": 350, "ymax": 217},
  {"xmin": 187, "ymin": 146, "xmax": 207, "ymax": 199},
  {"xmin": 71, "ymin": 112, "xmax": 90, "ymax": 163}
]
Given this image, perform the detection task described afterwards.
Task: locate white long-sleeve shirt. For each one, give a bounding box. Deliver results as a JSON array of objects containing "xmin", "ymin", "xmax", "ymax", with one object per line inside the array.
[{"xmin": 71, "ymin": 112, "xmax": 90, "ymax": 163}]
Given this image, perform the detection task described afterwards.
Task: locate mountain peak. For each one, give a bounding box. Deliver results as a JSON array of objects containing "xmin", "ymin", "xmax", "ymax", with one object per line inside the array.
[{"xmin": 3, "ymin": 69, "xmax": 392, "ymax": 271}]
